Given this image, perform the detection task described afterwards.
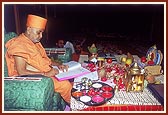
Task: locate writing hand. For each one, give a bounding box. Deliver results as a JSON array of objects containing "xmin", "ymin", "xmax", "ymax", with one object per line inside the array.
[{"xmin": 57, "ymin": 64, "xmax": 69, "ymax": 72}]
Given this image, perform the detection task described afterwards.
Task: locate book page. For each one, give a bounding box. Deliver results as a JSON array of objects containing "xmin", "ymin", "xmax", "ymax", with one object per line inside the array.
[
  {"xmin": 56, "ymin": 67, "xmax": 90, "ymax": 81},
  {"xmin": 53, "ymin": 61, "xmax": 90, "ymax": 81},
  {"xmin": 52, "ymin": 61, "xmax": 81, "ymax": 73}
]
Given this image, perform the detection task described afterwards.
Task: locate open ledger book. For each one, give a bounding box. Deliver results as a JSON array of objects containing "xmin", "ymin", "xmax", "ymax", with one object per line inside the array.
[{"xmin": 52, "ymin": 61, "xmax": 91, "ymax": 81}]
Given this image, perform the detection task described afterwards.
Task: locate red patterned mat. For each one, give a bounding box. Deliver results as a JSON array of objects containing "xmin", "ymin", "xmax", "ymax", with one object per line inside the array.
[{"xmin": 81, "ymin": 105, "xmax": 164, "ymax": 111}]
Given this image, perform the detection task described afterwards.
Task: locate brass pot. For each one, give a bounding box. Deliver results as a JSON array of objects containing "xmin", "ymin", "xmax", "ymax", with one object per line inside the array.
[{"xmin": 130, "ymin": 62, "xmax": 141, "ymax": 75}]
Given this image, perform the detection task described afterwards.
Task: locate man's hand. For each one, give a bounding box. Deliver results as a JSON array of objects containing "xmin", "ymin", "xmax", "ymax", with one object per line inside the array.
[
  {"xmin": 57, "ymin": 64, "xmax": 69, "ymax": 72},
  {"xmin": 45, "ymin": 68, "xmax": 59, "ymax": 77}
]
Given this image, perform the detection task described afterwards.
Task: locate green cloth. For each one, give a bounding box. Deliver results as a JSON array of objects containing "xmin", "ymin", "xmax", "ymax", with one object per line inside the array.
[
  {"xmin": 4, "ymin": 76, "xmax": 54, "ymax": 111},
  {"xmin": 4, "ymin": 75, "xmax": 66, "ymax": 111}
]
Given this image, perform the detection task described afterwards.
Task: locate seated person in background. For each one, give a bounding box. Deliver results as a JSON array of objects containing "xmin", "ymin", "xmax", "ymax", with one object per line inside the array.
[
  {"xmin": 5, "ymin": 14, "xmax": 72, "ymax": 104},
  {"xmin": 72, "ymin": 42, "xmax": 89, "ymax": 62},
  {"xmin": 64, "ymin": 40, "xmax": 75, "ymax": 54},
  {"xmin": 55, "ymin": 39, "xmax": 65, "ymax": 48}
]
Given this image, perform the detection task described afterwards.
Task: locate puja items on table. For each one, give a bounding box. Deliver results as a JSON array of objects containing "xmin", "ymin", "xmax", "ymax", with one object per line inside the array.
[
  {"xmin": 124, "ymin": 62, "xmax": 145, "ymax": 92},
  {"xmin": 144, "ymin": 65, "xmax": 162, "ymax": 83},
  {"xmin": 86, "ymin": 58, "xmax": 145, "ymax": 92},
  {"xmin": 97, "ymin": 63, "xmax": 126, "ymax": 91},
  {"xmin": 120, "ymin": 52, "xmax": 134, "ymax": 67},
  {"xmin": 97, "ymin": 57, "xmax": 105, "ymax": 69},
  {"xmin": 71, "ymin": 81, "xmax": 114, "ymax": 106},
  {"xmin": 138, "ymin": 44, "xmax": 163, "ymax": 84},
  {"xmin": 88, "ymin": 43, "xmax": 98, "ymax": 63},
  {"xmin": 86, "ymin": 62, "xmax": 97, "ymax": 72}
]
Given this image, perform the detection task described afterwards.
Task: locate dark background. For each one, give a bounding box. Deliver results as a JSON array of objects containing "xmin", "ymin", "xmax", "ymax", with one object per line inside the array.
[{"xmin": 4, "ymin": 4, "xmax": 164, "ymax": 57}]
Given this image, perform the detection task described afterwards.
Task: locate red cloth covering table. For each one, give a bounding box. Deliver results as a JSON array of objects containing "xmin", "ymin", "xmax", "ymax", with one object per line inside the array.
[{"xmin": 81, "ymin": 104, "xmax": 164, "ymax": 111}]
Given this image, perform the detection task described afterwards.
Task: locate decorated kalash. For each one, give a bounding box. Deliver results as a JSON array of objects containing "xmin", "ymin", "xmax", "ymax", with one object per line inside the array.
[
  {"xmin": 124, "ymin": 62, "xmax": 145, "ymax": 92},
  {"xmin": 86, "ymin": 44, "xmax": 163, "ymax": 93},
  {"xmin": 119, "ymin": 44, "xmax": 163, "ymax": 92}
]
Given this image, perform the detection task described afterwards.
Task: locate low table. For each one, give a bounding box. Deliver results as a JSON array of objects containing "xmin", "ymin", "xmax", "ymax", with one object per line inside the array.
[
  {"xmin": 70, "ymin": 55, "xmax": 164, "ymax": 111},
  {"xmin": 70, "ymin": 77, "xmax": 164, "ymax": 111}
]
